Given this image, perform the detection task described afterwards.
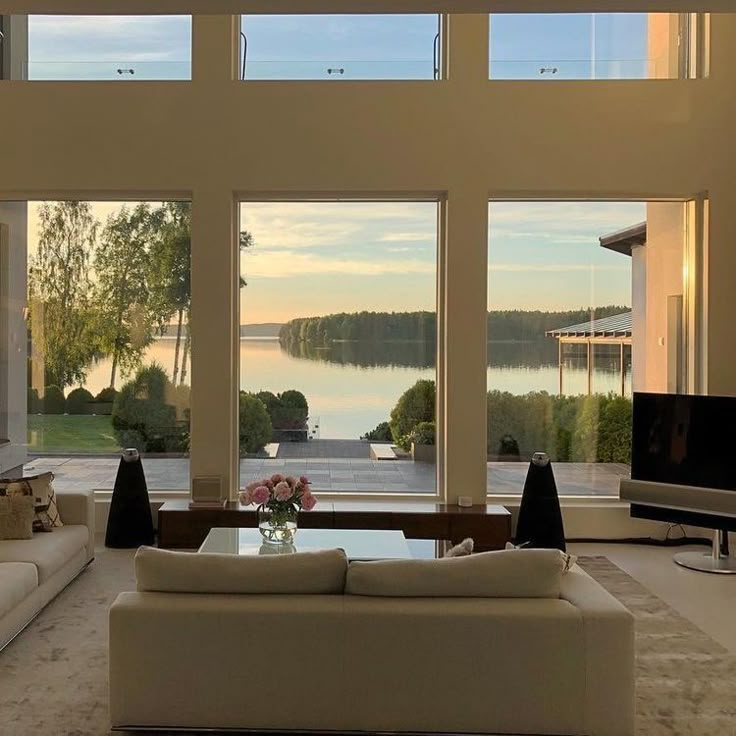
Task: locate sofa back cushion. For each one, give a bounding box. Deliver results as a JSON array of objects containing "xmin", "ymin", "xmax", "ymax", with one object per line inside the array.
[
  {"xmin": 346, "ymin": 548, "xmax": 566, "ymax": 598},
  {"xmin": 135, "ymin": 546, "xmax": 348, "ymax": 594}
]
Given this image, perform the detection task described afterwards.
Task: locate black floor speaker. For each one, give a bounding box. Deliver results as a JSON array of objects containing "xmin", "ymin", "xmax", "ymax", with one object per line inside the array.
[
  {"xmin": 514, "ymin": 452, "xmax": 566, "ymax": 552},
  {"xmin": 105, "ymin": 449, "xmax": 155, "ymax": 548}
]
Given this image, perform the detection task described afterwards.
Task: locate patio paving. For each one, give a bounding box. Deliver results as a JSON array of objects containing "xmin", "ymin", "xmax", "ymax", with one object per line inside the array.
[{"xmin": 24, "ymin": 441, "xmax": 629, "ymax": 497}]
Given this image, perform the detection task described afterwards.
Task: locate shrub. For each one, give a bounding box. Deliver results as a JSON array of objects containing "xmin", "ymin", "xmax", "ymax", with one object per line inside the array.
[
  {"xmin": 42, "ymin": 385, "xmax": 66, "ymax": 415},
  {"xmin": 410, "ymin": 421, "xmax": 436, "ymax": 446},
  {"xmin": 361, "ymin": 421, "xmax": 393, "ymax": 442},
  {"xmin": 273, "ymin": 389, "xmax": 309, "ymax": 429},
  {"xmin": 27, "ymin": 387, "xmax": 41, "ymax": 414},
  {"xmin": 112, "ymin": 364, "xmax": 187, "ymax": 452},
  {"xmin": 66, "ymin": 387, "xmax": 94, "ymax": 415},
  {"xmin": 390, "ymin": 379, "xmax": 435, "ymax": 447},
  {"xmin": 255, "ymin": 390, "xmax": 280, "ymax": 416},
  {"xmin": 239, "ymin": 392, "xmax": 273, "ymax": 455},
  {"xmin": 95, "ymin": 387, "xmax": 118, "ymax": 403}
]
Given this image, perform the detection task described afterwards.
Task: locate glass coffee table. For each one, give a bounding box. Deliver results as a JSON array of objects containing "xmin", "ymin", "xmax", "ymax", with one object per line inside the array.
[{"xmin": 199, "ymin": 527, "xmax": 412, "ymax": 561}]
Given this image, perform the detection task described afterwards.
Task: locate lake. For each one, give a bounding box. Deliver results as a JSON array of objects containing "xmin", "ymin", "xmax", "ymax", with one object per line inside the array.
[{"xmin": 83, "ymin": 338, "xmax": 631, "ymax": 439}]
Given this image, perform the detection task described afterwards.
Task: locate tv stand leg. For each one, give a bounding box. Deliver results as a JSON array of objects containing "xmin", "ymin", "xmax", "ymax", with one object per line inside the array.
[{"xmin": 674, "ymin": 530, "xmax": 736, "ymax": 574}]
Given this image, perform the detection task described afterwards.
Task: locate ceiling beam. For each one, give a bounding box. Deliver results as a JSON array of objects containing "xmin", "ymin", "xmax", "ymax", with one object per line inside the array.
[{"xmin": 0, "ymin": 1, "xmax": 733, "ymax": 14}]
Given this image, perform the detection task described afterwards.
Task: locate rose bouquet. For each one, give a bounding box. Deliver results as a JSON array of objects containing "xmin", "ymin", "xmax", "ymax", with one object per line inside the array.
[{"xmin": 240, "ymin": 474, "xmax": 316, "ymax": 543}]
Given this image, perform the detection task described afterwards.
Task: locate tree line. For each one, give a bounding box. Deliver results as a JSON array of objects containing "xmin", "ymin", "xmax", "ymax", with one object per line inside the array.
[
  {"xmin": 278, "ymin": 306, "xmax": 630, "ymax": 346},
  {"xmin": 29, "ymin": 201, "xmax": 253, "ymax": 391}
]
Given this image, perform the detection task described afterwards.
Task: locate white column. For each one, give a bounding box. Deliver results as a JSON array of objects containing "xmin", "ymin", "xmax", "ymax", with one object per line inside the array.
[
  {"xmin": 188, "ymin": 16, "xmax": 240, "ymax": 501},
  {"xmin": 192, "ymin": 14, "xmax": 238, "ymax": 85},
  {"xmin": 439, "ymin": 15, "xmax": 490, "ymax": 506},
  {"xmin": 189, "ymin": 190, "xmax": 239, "ymax": 501},
  {"xmin": 441, "ymin": 189, "xmax": 488, "ymax": 505}
]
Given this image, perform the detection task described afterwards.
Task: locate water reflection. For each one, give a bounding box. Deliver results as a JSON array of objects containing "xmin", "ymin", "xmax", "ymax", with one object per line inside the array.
[{"xmin": 280, "ymin": 338, "xmax": 560, "ymax": 370}]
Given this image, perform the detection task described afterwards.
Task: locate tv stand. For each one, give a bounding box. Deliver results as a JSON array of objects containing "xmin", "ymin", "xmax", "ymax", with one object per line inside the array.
[
  {"xmin": 674, "ymin": 530, "xmax": 736, "ymax": 575},
  {"xmin": 621, "ymin": 479, "xmax": 736, "ymax": 575}
]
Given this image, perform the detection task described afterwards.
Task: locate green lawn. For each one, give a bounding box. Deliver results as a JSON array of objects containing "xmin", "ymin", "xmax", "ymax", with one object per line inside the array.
[{"xmin": 28, "ymin": 414, "xmax": 120, "ymax": 453}]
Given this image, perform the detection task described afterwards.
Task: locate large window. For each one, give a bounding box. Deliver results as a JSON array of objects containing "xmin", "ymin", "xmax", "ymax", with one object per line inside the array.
[
  {"xmin": 238, "ymin": 201, "xmax": 437, "ymax": 494},
  {"xmin": 489, "ymin": 13, "xmax": 692, "ymax": 80},
  {"xmin": 486, "ymin": 201, "xmax": 686, "ymax": 497},
  {"xmin": 240, "ymin": 15, "xmax": 440, "ymax": 80},
  {"xmin": 27, "ymin": 15, "xmax": 191, "ymax": 80},
  {"xmin": 25, "ymin": 201, "xmax": 191, "ymax": 492}
]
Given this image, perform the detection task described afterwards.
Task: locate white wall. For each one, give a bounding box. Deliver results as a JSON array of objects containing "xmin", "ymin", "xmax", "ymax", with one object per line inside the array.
[
  {"xmin": 1, "ymin": 11, "xmax": 735, "ymax": 504},
  {"xmin": 642, "ymin": 202, "xmax": 687, "ymax": 393},
  {"xmin": 631, "ymin": 244, "xmax": 647, "ymax": 393},
  {"xmin": 0, "ymin": 202, "xmax": 28, "ymax": 475}
]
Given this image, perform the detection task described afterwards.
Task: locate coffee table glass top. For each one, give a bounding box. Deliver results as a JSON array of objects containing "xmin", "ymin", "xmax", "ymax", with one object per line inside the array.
[{"xmin": 199, "ymin": 527, "xmax": 412, "ymax": 561}]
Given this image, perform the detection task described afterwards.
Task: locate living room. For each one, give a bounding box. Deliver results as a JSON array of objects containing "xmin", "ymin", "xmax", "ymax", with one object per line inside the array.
[{"xmin": 1, "ymin": 3, "xmax": 735, "ymax": 735}]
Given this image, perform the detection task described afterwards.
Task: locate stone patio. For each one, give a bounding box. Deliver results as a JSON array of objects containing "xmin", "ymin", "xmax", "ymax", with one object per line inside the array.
[{"xmin": 24, "ymin": 440, "xmax": 629, "ymax": 496}]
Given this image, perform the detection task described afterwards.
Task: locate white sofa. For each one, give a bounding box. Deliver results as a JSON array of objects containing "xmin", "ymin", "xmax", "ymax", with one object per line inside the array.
[
  {"xmin": 0, "ymin": 488, "xmax": 95, "ymax": 650},
  {"xmin": 110, "ymin": 547, "xmax": 635, "ymax": 736}
]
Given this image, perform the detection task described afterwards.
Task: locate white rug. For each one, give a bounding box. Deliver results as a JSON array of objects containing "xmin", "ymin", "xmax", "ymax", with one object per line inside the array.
[{"xmin": 0, "ymin": 547, "xmax": 734, "ymax": 735}]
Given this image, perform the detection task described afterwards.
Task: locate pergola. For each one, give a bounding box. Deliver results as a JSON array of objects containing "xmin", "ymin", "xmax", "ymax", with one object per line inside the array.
[{"xmin": 546, "ymin": 312, "xmax": 632, "ymax": 397}]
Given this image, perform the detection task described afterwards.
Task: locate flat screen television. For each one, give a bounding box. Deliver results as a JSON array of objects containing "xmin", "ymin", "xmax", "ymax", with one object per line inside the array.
[{"xmin": 632, "ymin": 392, "xmax": 736, "ymax": 492}]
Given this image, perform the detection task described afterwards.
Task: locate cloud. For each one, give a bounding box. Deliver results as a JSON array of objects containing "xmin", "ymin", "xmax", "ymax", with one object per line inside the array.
[
  {"xmin": 243, "ymin": 250, "xmax": 435, "ymax": 279},
  {"xmin": 241, "ymin": 201, "xmax": 437, "ymax": 253},
  {"xmin": 489, "ymin": 201, "xmax": 646, "ymax": 242},
  {"xmin": 28, "ymin": 16, "xmax": 191, "ymax": 62},
  {"xmin": 379, "ymin": 232, "xmax": 436, "ymax": 243},
  {"xmin": 491, "ymin": 263, "xmax": 629, "ymax": 273}
]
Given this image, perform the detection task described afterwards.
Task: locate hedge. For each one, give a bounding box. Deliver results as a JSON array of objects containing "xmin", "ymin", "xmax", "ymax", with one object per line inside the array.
[
  {"xmin": 66, "ymin": 387, "xmax": 94, "ymax": 415},
  {"xmin": 487, "ymin": 390, "xmax": 632, "ymax": 464},
  {"xmin": 42, "ymin": 386, "xmax": 66, "ymax": 415},
  {"xmin": 383, "ymin": 378, "xmax": 633, "ymax": 464}
]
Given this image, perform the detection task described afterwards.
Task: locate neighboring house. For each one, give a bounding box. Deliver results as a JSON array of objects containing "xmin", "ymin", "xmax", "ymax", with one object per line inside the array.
[{"xmin": 546, "ymin": 311, "xmax": 632, "ymax": 397}]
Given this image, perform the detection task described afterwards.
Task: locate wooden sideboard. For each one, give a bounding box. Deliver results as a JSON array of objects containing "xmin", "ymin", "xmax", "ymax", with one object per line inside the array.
[{"xmin": 157, "ymin": 499, "xmax": 512, "ymax": 551}]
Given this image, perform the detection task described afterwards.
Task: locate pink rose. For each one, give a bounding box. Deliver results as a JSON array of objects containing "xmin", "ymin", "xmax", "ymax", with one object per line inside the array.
[
  {"xmin": 285, "ymin": 476, "xmax": 297, "ymax": 488},
  {"xmin": 274, "ymin": 481, "xmax": 292, "ymax": 501},
  {"xmin": 301, "ymin": 492, "xmax": 317, "ymax": 511},
  {"xmin": 245, "ymin": 481, "xmax": 260, "ymax": 493},
  {"xmin": 299, "ymin": 476, "xmax": 309, "ymax": 486},
  {"xmin": 271, "ymin": 474, "xmax": 284, "ymax": 484},
  {"xmin": 239, "ymin": 488, "xmax": 253, "ymax": 506},
  {"xmin": 265, "ymin": 479, "xmax": 274, "ymax": 490},
  {"xmin": 252, "ymin": 485, "xmax": 270, "ymax": 505}
]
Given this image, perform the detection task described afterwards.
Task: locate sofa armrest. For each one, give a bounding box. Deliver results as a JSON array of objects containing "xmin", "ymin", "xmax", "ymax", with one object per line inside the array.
[
  {"xmin": 56, "ymin": 488, "xmax": 95, "ymax": 561},
  {"xmin": 560, "ymin": 566, "xmax": 635, "ymax": 736}
]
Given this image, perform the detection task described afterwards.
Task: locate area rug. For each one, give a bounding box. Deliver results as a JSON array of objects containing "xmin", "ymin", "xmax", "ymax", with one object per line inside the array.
[{"xmin": 0, "ymin": 549, "xmax": 734, "ymax": 735}]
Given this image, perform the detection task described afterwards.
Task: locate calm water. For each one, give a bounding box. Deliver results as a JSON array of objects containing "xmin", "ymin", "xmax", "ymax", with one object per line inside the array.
[{"xmin": 84, "ymin": 338, "xmax": 630, "ymax": 439}]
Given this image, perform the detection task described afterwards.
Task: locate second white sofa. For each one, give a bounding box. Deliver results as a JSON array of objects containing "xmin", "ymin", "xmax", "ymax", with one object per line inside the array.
[{"xmin": 0, "ymin": 488, "xmax": 95, "ymax": 650}]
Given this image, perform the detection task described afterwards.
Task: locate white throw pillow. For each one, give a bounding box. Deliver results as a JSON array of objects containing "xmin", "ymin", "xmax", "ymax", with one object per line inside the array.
[
  {"xmin": 346, "ymin": 548, "xmax": 568, "ymax": 598},
  {"xmin": 135, "ymin": 546, "xmax": 348, "ymax": 595}
]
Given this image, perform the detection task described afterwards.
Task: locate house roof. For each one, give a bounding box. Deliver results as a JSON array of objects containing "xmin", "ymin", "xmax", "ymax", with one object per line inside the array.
[
  {"xmin": 599, "ymin": 222, "xmax": 647, "ymax": 256},
  {"xmin": 546, "ymin": 311, "xmax": 632, "ymax": 338}
]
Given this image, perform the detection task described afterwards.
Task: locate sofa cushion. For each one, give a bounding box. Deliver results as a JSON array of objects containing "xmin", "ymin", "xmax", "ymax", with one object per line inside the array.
[
  {"xmin": 0, "ymin": 562, "xmax": 38, "ymax": 618},
  {"xmin": 346, "ymin": 548, "xmax": 567, "ymax": 598},
  {"xmin": 0, "ymin": 525, "xmax": 89, "ymax": 583},
  {"xmin": 135, "ymin": 546, "xmax": 348, "ymax": 594},
  {"xmin": 0, "ymin": 488, "xmax": 34, "ymax": 540},
  {"xmin": 0, "ymin": 473, "xmax": 63, "ymax": 533}
]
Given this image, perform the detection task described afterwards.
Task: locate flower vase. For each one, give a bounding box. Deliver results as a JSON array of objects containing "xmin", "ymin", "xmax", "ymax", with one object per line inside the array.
[{"xmin": 257, "ymin": 504, "xmax": 298, "ymax": 545}]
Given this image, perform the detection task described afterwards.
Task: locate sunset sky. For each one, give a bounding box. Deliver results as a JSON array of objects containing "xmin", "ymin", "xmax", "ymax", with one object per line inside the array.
[{"xmin": 27, "ymin": 13, "xmax": 649, "ymax": 324}]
